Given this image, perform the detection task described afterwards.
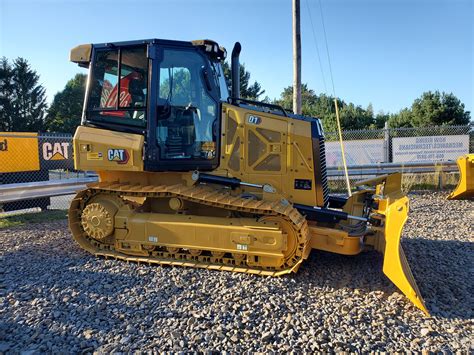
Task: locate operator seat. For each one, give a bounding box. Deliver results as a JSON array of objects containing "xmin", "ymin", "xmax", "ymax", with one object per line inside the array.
[{"xmin": 128, "ymin": 77, "xmax": 146, "ymax": 107}]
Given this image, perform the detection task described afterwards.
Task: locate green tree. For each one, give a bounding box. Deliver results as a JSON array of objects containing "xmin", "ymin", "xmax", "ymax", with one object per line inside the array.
[
  {"xmin": 0, "ymin": 57, "xmax": 47, "ymax": 132},
  {"xmin": 373, "ymin": 111, "xmax": 389, "ymax": 129},
  {"xmin": 388, "ymin": 91, "xmax": 471, "ymax": 128},
  {"xmin": 0, "ymin": 57, "xmax": 15, "ymax": 131},
  {"xmin": 275, "ymin": 84, "xmax": 319, "ymax": 112},
  {"xmin": 339, "ymin": 102, "xmax": 374, "ymax": 131},
  {"xmin": 45, "ymin": 73, "xmax": 87, "ymax": 134},
  {"xmin": 276, "ymin": 86, "xmax": 336, "ymax": 131},
  {"xmin": 222, "ymin": 61, "xmax": 265, "ymax": 100},
  {"xmin": 388, "ymin": 108, "xmax": 413, "ymax": 128},
  {"xmin": 410, "ymin": 91, "xmax": 470, "ymax": 126},
  {"xmin": 11, "ymin": 58, "xmax": 47, "ymax": 131},
  {"xmin": 275, "ymin": 85, "xmax": 375, "ymax": 132}
]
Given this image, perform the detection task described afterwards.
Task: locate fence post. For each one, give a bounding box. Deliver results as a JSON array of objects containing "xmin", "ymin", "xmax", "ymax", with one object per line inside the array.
[{"xmin": 383, "ymin": 121, "xmax": 390, "ymax": 163}]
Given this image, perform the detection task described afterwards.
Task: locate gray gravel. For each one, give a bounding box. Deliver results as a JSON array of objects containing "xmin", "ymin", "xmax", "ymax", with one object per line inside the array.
[{"xmin": 1, "ymin": 192, "xmax": 472, "ymax": 353}]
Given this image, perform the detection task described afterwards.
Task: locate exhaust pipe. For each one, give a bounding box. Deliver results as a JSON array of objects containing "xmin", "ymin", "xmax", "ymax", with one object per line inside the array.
[{"xmin": 231, "ymin": 42, "xmax": 241, "ymax": 104}]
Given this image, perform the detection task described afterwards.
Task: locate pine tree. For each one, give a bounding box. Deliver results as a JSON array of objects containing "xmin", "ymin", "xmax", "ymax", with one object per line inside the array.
[
  {"xmin": 0, "ymin": 57, "xmax": 15, "ymax": 131},
  {"xmin": 11, "ymin": 58, "xmax": 47, "ymax": 131},
  {"xmin": 222, "ymin": 61, "xmax": 265, "ymax": 100}
]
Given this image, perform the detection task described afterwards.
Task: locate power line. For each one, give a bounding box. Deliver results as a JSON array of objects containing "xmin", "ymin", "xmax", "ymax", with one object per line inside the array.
[
  {"xmin": 305, "ymin": 0, "xmax": 328, "ymax": 94},
  {"xmin": 318, "ymin": 0, "xmax": 336, "ymax": 97},
  {"xmin": 317, "ymin": 0, "xmax": 351, "ymax": 195}
]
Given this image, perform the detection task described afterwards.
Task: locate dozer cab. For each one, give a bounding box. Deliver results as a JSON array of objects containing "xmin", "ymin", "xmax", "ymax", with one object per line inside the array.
[{"xmin": 69, "ymin": 38, "xmax": 428, "ymax": 314}]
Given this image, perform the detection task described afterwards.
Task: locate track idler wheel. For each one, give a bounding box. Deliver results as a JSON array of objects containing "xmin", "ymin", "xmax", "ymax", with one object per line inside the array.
[{"xmin": 80, "ymin": 195, "xmax": 122, "ymax": 243}]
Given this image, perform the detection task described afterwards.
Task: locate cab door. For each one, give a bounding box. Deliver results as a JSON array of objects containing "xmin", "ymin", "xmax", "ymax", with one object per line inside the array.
[{"xmin": 145, "ymin": 44, "xmax": 221, "ymax": 172}]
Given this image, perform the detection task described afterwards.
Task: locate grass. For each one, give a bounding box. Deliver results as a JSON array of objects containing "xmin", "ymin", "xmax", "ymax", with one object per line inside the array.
[{"xmin": 0, "ymin": 209, "xmax": 68, "ymax": 229}]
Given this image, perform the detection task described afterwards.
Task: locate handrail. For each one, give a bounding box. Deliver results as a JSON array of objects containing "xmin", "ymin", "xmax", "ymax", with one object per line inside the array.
[{"xmin": 229, "ymin": 97, "xmax": 288, "ymax": 117}]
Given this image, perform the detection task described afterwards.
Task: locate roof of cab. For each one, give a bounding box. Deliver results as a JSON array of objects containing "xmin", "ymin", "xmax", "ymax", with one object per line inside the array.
[{"xmin": 70, "ymin": 38, "xmax": 224, "ymax": 66}]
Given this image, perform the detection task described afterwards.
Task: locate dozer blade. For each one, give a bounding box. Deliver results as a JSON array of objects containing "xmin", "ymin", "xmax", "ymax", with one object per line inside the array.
[
  {"xmin": 448, "ymin": 154, "xmax": 474, "ymax": 200},
  {"xmin": 359, "ymin": 173, "xmax": 429, "ymax": 315}
]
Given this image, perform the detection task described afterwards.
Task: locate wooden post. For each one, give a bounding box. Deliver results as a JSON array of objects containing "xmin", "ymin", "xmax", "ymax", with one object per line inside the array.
[{"xmin": 293, "ymin": 0, "xmax": 302, "ymax": 115}]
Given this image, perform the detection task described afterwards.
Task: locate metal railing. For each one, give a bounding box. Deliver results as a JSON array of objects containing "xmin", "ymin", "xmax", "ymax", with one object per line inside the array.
[
  {"xmin": 0, "ymin": 177, "xmax": 98, "ymax": 204},
  {"xmin": 326, "ymin": 160, "xmax": 458, "ymax": 177}
]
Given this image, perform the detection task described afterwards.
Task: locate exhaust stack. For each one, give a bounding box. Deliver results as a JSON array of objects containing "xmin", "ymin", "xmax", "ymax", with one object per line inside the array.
[{"xmin": 231, "ymin": 42, "xmax": 241, "ymax": 103}]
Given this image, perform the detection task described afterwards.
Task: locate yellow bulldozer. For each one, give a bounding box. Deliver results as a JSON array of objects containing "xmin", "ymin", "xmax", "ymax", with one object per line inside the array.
[{"xmin": 68, "ymin": 39, "xmax": 428, "ymax": 314}]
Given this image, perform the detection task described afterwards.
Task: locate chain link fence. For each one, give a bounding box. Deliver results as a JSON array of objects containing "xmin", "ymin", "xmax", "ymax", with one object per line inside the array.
[
  {"xmin": 324, "ymin": 124, "xmax": 473, "ymax": 191},
  {"xmin": 0, "ymin": 124, "xmax": 472, "ymax": 217}
]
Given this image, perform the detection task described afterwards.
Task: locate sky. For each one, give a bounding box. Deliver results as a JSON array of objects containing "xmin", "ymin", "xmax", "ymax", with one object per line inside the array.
[{"xmin": 1, "ymin": 0, "xmax": 472, "ymax": 115}]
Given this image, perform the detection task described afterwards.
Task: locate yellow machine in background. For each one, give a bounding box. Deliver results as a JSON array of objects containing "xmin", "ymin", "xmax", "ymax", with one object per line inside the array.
[
  {"xmin": 448, "ymin": 154, "xmax": 474, "ymax": 200},
  {"xmin": 0, "ymin": 132, "xmax": 40, "ymax": 173},
  {"xmin": 68, "ymin": 38, "xmax": 428, "ymax": 314}
]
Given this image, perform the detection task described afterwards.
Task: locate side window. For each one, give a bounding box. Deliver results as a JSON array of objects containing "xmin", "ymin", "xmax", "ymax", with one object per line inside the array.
[
  {"xmin": 89, "ymin": 50, "xmax": 119, "ymax": 109},
  {"xmin": 88, "ymin": 46, "xmax": 148, "ymax": 126},
  {"xmin": 156, "ymin": 48, "xmax": 218, "ymax": 161}
]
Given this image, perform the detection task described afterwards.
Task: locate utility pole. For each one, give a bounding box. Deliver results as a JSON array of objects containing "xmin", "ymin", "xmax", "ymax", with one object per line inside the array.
[{"xmin": 293, "ymin": 0, "xmax": 302, "ymax": 115}]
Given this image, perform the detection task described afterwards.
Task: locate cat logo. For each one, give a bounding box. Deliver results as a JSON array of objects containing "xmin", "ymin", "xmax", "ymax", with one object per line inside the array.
[
  {"xmin": 107, "ymin": 149, "xmax": 130, "ymax": 164},
  {"xmin": 0, "ymin": 139, "xmax": 8, "ymax": 152},
  {"xmin": 42, "ymin": 142, "xmax": 69, "ymax": 160}
]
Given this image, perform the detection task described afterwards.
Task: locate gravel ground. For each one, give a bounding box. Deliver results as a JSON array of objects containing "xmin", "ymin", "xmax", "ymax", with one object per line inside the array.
[{"xmin": 1, "ymin": 192, "xmax": 472, "ymax": 353}]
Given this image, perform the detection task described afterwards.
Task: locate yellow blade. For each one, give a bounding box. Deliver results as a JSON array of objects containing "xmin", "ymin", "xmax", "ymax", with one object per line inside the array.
[
  {"xmin": 448, "ymin": 154, "xmax": 474, "ymax": 200},
  {"xmin": 381, "ymin": 194, "xmax": 429, "ymax": 315}
]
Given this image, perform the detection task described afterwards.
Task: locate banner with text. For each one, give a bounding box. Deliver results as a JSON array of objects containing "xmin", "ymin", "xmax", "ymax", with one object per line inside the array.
[
  {"xmin": 392, "ymin": 135, "xmax": 469, "ymax": 163},
  {"xmin": 325, "ymin": 139, "xmax": 385, "ymax": 167}
]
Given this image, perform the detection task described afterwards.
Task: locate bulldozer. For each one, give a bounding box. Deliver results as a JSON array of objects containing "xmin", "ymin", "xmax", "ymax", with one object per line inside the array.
[{"xmin": 69, "ymin": 38, "xmax": 428, "ymax": 314}]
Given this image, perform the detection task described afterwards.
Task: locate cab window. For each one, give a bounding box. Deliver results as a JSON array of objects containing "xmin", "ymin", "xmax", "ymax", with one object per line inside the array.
[
  {"xmin": 88, "ymin": 46, "xmax": 148, "ymax": 126},
  {"xmin": 156, "ymin": 48, "xmax": 218, "ymax": 160}
]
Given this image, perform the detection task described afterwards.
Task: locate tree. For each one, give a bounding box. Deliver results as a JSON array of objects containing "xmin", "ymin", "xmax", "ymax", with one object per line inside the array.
[
  {"xmin": 0, "ymin": 57, "xmax": 47, "ymax": 132},
  {"xmin": 388, "ymin": 91, "xmax": 471, "ymax": 128},
  {"xmin": 373, "ymin": 111, "xmax": 389, "ymax": 129},
  {"xmin": 11, "ymin": 58, "xmax": 47, "ymax": 131},
  {"xmin": 339, "ymin": 102, "xmax": 374, "ymax": 131},
  {"xmin": 275, "ymin": 85, "xmax": 375, "ymax": 132},
  {"xmin": 276, "ymin": 84, "xmax": 319, "ymax": 112},
  {"xmin": 387, "ymin": 108, "xmax": 413, "ymax": 128},
  {"xmin": 410, "ymin": 91, "xmax": 470, "ymax": 126},
  {"xmin": 45, "ymin": 73, "xmax": 87, "ymax": 134},
  {"xmin": 222, "ymin": 61, "xmax": 265, "ymax": 100},
  {"xmin": 0, "ymin": 57, "xmax": 15, "ymax": 131},
  {"xmin": 276, "ymin": 86, "xmax": 337, "ymax": 130}
]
